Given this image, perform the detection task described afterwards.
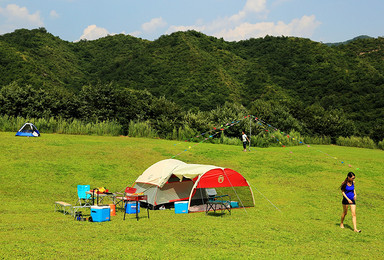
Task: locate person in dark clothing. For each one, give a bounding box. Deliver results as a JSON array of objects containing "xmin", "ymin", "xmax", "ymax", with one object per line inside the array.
[{"xmin": 241, "ymin": 131, "xmax": 250, "ymax": 152}]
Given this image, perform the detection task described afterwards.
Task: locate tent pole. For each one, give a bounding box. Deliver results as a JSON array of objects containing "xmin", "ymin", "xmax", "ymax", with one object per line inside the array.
[
  {"xmin": 249, "ymin": 116, "xmax": 251, "ymax": 151},
  {"xmin": 222, "ymin": 169, "xmax": 247, "ymax": 214},
  {"xmin": 246, "ymin": 180, "xmax": 256, "ymax": 206},
  {"xmin": 187, "ymin": 175, "xmax": 202, "ymax": 212}
]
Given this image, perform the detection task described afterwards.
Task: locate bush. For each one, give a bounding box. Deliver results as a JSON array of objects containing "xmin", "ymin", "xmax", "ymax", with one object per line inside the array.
[
  {"xmin": 302, "ymin": 135, "xmax": 332, "ymax": 145},
  {"xmin": 128, "ymin": 120, "xmax": 158, "ymax": 138},
  {"xmin": 248, "ymin": 130, "xmax": 308, "ymax": 147},
  {"xmin": 336, "ymin": 136, "xmax": 377, "ymax": 149},
  {"xmin": 378, "ymin": 139, "xmax": 384, "ymax": 150},
  {"xmin": 177, "ymin": 125, "xmax": 197, "ymax": 141},
  {"xmin": 217, "ymin": 132, "xmax": 242, "ymax": 146}
]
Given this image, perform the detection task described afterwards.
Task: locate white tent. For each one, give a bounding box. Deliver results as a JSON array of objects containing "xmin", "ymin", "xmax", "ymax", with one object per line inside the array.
[
  {"xmin": 135, "ymin": 159, "xmax": 219, "ymax": 187},
  {"xmin": 133, "ymin": 159, "xmax": 255, "ymax": 210}
]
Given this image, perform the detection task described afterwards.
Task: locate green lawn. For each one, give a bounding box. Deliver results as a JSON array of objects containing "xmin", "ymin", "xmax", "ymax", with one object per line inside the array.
[{"xmin": 0, "ymin": 132, "xmax": 383, "ymax": 259}]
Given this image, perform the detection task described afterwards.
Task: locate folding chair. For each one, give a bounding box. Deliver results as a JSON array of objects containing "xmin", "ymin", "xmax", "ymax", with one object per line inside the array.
[
  {"xmin": 76, "ymin": 185, "xmax": 92, "ymax": 206},
  {"xmin": 205, "ymin": 188, "xmax": 231, "ymax": 215}
]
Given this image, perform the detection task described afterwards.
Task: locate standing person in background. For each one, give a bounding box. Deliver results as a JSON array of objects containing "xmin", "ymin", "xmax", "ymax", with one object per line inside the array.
[
  {"xmin": 340, "ymin": 172, "xmax": 361, "ymax": 233},
  {"xmin": 241, "ymin": 131, "xmax": 250, "ymax": 152}
]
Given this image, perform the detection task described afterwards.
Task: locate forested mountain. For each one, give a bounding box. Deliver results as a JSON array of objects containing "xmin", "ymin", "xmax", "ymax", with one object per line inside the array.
[
  {"xmin": 325, "ymin": 35, "xmax": 373, "ymax": 46},
  {"xmin": 1, "ymin": 28, "xmax": 383, "ymax": 141}
]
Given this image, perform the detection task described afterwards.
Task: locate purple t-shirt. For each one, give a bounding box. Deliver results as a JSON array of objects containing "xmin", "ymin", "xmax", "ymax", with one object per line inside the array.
[{"xmin": 344, "ymin": 183, "xmax": 355, "ymax": 200}]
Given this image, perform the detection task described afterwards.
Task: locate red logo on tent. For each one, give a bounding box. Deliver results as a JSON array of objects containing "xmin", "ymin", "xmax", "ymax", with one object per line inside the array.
[{"xmin": 218, "ymin": 175, "xmax": 224, "ymax": 183}]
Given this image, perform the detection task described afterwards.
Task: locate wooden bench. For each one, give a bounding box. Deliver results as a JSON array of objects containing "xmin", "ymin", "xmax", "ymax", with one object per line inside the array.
[{"xmin": 55, "ymin": 201, "xmax": 72, "ymax": 215}]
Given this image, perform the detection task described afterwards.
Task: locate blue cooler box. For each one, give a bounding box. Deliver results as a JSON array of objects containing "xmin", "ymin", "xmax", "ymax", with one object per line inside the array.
[
  {"xmin": 174, "ymin": 201, "xmax": 188, "ymax": 214},
  {"xmin": 91, "ymin": 206, "xmax": 110, "ymax": 222},
  {"xmin": 230, "ymin": 201, "xmax": 239, "ymax": 208},
  {"xmin": 125, "ymin": 202, "xmax": 140, "ymax": 214}
]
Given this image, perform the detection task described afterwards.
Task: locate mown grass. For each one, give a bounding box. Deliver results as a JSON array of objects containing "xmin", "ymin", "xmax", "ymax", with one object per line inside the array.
[{"xmin": 0, "ymin": 132, "xmax": 383, "ymax": 259}]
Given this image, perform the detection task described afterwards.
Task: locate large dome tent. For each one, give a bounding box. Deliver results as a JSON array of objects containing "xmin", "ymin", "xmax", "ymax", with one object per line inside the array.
[{"xmin": 133, "ymin": 159, "xmax": 255, "ymax": 212}]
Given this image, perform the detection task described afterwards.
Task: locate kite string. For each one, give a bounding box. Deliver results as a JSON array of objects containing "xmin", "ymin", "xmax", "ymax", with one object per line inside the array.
[
  {"xmin": 171, "ymin": 116, "xmax": 247, "ymax": 158},
  {"xmin": 171, "ymin": 114, "xmax": 359, "ymax": 170},
  {"xmin": 252, "ymin": 116, "xmax": 359, "ymax": 170}
]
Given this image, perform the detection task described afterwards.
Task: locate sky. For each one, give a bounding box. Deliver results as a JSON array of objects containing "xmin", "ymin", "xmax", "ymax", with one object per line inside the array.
[{"xmin": 0, "ymin": 0, "xmax": 383, "ymax": 43}]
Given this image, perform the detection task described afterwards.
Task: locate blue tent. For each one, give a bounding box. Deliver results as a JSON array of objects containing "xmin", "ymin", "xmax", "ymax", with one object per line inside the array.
[{"xmin": 15, "ymin": 123, "xmax": 40, "ymax": 137}]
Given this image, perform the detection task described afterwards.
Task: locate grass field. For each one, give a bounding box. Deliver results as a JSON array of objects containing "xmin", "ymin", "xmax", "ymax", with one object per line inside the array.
[{"xmin": 1, "ymin": 132, "xmax": 383, "ymax": 259}]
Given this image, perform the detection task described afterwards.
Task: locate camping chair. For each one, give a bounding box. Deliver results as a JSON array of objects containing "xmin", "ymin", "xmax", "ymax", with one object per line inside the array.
[
  {"xmin": 205, "ymin": 188, "xmax": 231, "ymax": 215},
  {"xmin": 115, "ymin": 187, "xmax": 137, "ymax": 210},
  {"xmin": 76, "ymin": 185, "xmax": 92, "ymax": 206}
]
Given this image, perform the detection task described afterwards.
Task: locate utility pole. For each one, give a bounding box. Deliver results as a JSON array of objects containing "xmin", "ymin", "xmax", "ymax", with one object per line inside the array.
[{"xmin": 249, "ymin": 115, "xmax": 251, "ymax": 151}]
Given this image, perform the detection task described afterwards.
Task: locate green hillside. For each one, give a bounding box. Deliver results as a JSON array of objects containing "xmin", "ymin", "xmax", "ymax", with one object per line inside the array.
[
  {"xmin": 1, "ymin": 28, "xmax": 383, "ymax": 141},
  {"xmin": 0, "ymin": 28, "xmax": 85, "ymax": 90}
]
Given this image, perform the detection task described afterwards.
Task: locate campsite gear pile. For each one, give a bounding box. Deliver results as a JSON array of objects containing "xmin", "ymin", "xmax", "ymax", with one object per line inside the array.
[
  {"xmin": 55, "ymin": 159, "xmax": 253, "ymax": 220},
  {"xmin": 55, "ymin": 185, "xmax": 148, "ymax": 222}
]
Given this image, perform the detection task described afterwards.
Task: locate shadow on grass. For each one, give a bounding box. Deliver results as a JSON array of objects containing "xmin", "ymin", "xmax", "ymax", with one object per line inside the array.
[
  {"xmin": 206, "ymin": 212, "xmax": 229, "ymax": 217},
  {"xmin": 335, "ymin": 223, "xmax": 353, "ymax": 231}
]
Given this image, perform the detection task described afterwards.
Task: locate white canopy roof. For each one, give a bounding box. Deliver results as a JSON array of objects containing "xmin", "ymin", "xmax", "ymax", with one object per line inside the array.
[{"xmin": 135, "ymin": 159, "xmax": 222, "ymax": 188}]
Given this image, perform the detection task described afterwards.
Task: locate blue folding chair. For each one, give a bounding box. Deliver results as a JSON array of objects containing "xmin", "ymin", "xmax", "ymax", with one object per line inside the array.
[
  {"xmin": 76, "ymin": 185, "xmax": 92, "ymax": 206},
  {"xmin": 205, "ymin": 188, "xmax": 231, "ymax": 215}
]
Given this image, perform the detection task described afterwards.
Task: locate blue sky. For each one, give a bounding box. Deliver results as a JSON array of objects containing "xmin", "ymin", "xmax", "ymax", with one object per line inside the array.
[{"xmin": 0, "ymin": 0, "xmax": 383, "ymax": 43}]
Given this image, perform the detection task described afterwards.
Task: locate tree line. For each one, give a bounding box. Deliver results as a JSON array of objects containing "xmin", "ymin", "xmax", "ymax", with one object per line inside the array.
[{"xmin": 0, "ymin": 81, "xmax": 370, "ymax": 143}]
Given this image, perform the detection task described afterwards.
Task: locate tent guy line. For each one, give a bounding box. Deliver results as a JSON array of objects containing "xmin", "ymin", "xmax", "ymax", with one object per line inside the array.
[
  {"xmin": 252, "ymin": 185, "xmax": 282, "ymax": 213},
  {"xmin": 222, "ymin": 167, "xmax": 248, "ymax": 214}
]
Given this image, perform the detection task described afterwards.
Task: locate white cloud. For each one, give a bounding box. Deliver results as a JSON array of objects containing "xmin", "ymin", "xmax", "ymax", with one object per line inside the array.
[
  {"xmin": 50, "ymin": 10, "xmax": 59, "ymax": 19},
  {"xmin": 78, "ymin": 25, "xmax": 110, "ymax": 41},
  {"xmin": 230, "ymin": 0, "xmax": 267, "ymax": 22},
  {"xmin": 131, "ymin": 17, "xmax": 167, "ymax": 38},
  {"xmin": 289, "ymin": 15, "xmax": 322, "ymax": 37},
  {"xmin": 141, "ymin": 17, "xmax": 167, "ymax": 33},
  {"xmin": 216, "ymin": 15, "xmax": 321, "ymax": 41},
  {"xmin": 165, "ymin": 0, "xmax": 321, "ymax": 41},
  {"xmin": 244, "ymin": 0, "xmax": 267, "ymax": 13},
  {"xmin": 0, "ymin": 4, "xmax": 43, "ymax": 33}
]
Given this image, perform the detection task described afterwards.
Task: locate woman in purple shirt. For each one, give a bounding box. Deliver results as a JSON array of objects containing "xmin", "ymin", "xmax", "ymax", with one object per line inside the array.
[{"xmin": 340, "ymin": 172, "xmax": 361, "ymax": 232}]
